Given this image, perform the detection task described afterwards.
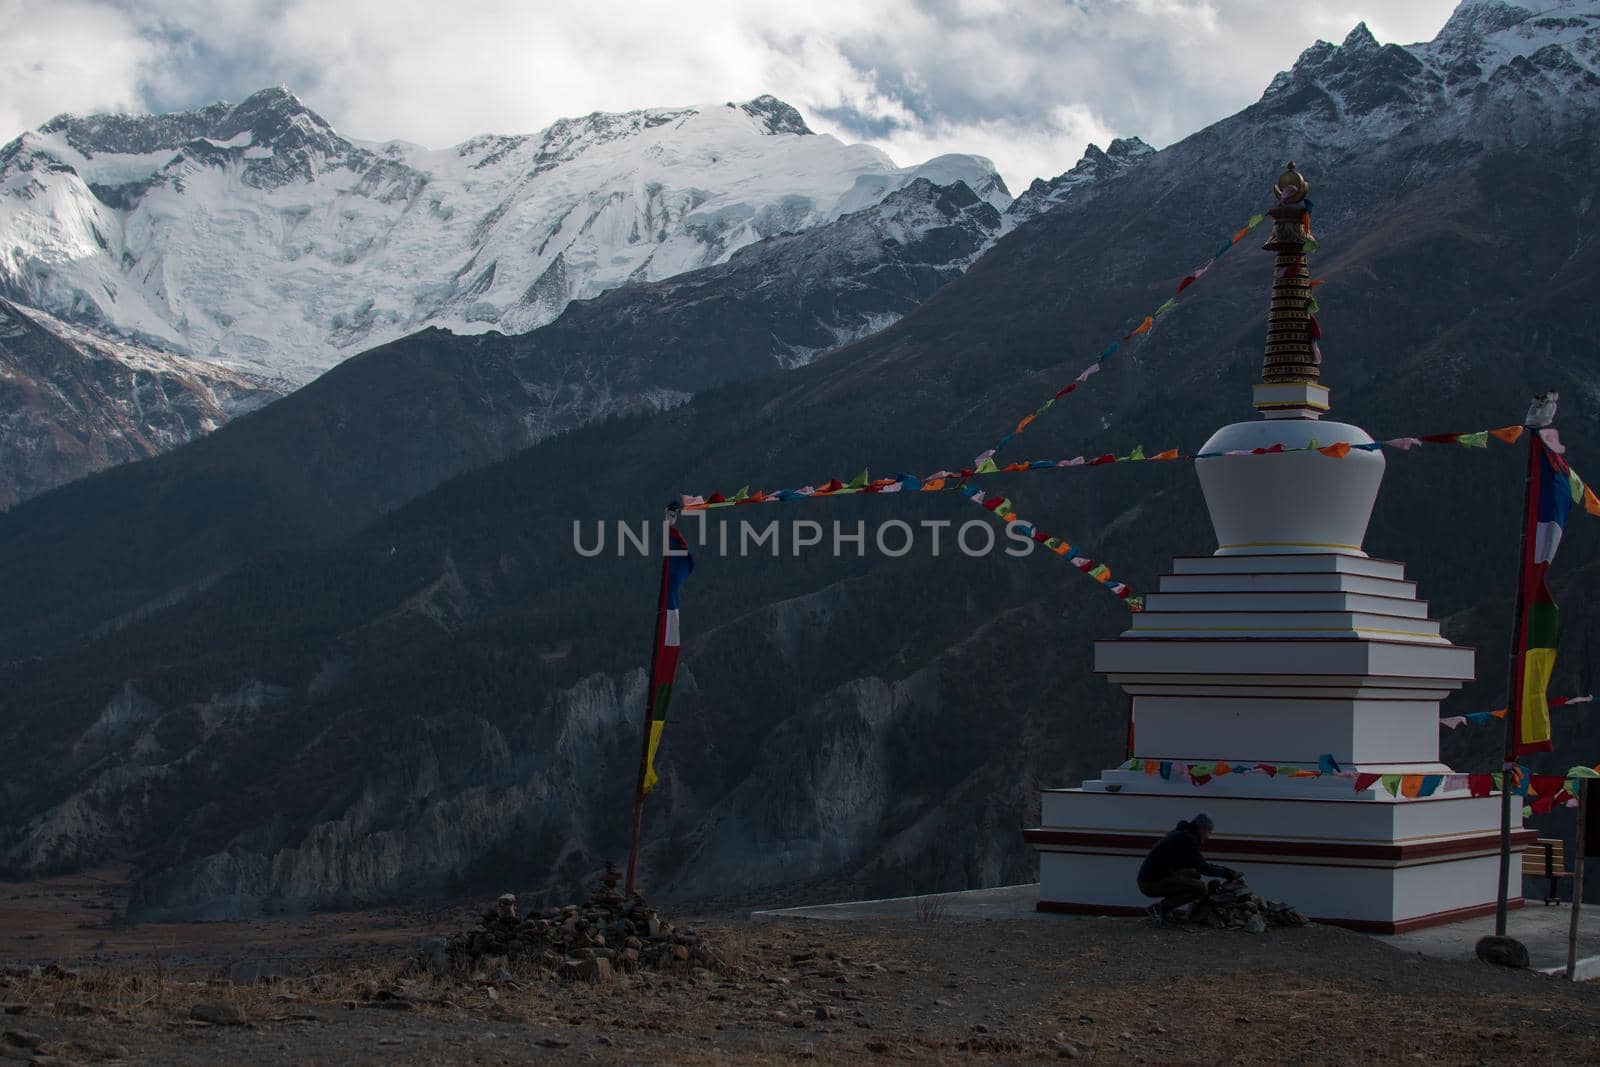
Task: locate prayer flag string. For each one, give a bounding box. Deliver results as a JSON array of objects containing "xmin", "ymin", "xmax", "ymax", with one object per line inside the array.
[
  {"xmin": 1117, "ymin": 755, "xmax": 1600, "ymax": 808},
  {"xmin": 1439, "ymin": 694, "xmax": 1593, "ymax": 729},
  {"xmin": 971, "ymin": 190, "xmax": 1316, "ymax": 473},
  {"xmin": 678, "ymin": 423, "xmax": 1599, "ymax": 609}
]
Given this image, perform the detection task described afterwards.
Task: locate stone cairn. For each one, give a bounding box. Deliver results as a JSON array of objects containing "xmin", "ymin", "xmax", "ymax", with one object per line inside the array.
[
  {"xmin": 413, "ymin": 861, "xmax": 727, "ymax": 983},
  {"xmin": 1185, "ymin": 877, "xmax": 1309, "ymax": 934}
]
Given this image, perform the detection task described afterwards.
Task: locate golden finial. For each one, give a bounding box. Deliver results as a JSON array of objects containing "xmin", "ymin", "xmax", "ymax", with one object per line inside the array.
[{"xmin": 1274, "ymin": 162, "xmax": 1309, "ymax": 204}]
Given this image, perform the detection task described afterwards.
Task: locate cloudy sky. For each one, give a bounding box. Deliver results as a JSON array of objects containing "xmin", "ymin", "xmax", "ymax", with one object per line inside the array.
[{"xmin": 4, "ymin": 0, "xmax": 1463, "ymax": 191}]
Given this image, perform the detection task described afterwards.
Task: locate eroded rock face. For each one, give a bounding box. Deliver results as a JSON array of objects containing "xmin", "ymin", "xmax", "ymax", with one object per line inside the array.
[{"xmin": 0, "ymin": 297, "xmax": 280, "ymax": 507}]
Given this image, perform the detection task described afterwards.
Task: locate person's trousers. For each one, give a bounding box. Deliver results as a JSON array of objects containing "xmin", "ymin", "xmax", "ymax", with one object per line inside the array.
[{"xmin": 1138, "ymin": 869, "xmax": 1207, "ymax": 913}]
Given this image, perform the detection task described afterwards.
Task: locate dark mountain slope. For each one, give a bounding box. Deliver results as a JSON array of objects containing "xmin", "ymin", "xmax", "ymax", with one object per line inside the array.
[{"xmin": 0, "ymin": 177, "xmax": 1006, "ymax": 657}]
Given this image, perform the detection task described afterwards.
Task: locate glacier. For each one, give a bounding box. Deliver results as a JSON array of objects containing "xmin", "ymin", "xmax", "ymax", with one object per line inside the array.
[{"xmin": 0, "ymin": 90, "xmax": 1011, "ymax": 383}]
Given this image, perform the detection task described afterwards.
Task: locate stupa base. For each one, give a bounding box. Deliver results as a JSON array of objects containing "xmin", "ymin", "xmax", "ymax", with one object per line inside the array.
[{"xmin": 1026, "ymin": 785, "xmax": 1534, "ymax": 934}]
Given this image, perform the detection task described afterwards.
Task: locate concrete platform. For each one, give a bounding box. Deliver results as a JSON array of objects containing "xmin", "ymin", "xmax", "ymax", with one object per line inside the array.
[
  {"xmin": 751, "ymin": 883, "xmax": 1600, "ymax": 978},
  {"xmin": 1385, "ymin": 902, "xmax": 1600, "ymax": 980}
]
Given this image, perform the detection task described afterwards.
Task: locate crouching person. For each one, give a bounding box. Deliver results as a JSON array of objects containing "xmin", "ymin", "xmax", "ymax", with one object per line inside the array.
[{"xmin": 1137, "ymin": 813, "xmax": 1239, "ymax": 925}]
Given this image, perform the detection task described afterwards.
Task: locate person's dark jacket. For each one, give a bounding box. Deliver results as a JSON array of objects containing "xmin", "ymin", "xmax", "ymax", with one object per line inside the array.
[{"xmin": 1137, "ymin": 820, "xmax": 1233, "ymax": 883}]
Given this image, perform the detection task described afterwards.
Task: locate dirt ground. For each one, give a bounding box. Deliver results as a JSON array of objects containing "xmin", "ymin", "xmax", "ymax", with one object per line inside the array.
[{"xmin": 2, "ymin": 872, "xmax": 1599, "ymax": 1065}]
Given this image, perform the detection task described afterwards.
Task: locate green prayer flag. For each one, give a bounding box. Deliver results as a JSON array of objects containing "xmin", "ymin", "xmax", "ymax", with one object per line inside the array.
[
  {"xmin": 1123, "ymin": 445, "xmax": 1146, "ymax": 462},
  {"xmin": 1306, "ymin": 297, "xmax": 1320, "ymax": 314},
  {"xmin": 975, "ymin": 457, "xmax": 999, "ymax": 474},
  {"xmin": 1380, "ymin": 774, "xmax": 1402, "ymax": 796},
  {"xmin": 1303, "ymin": 237, "xmax": 1320, "ymax": 254},
  {"xmin": 1567, "ymin": 766, "xmax": 1600, "ymax": 779},
  {"xmin": 1247, "ymin": 213, "xmax": 1265, "ymax": 227},
  {"xmin": 1457, "ymin": 431, "xmax": 1488, "ymax": 448},
  {"xmin": 847, "ymin": 469, "xmax": 868, "ymax": 490},
  {"xmin": 1153, "ymin": 297, "xmax": 1177, "ymax": 318},
  {"xmin": 732, "ymin": 485, "xmax": 750, "ymax": 501}
]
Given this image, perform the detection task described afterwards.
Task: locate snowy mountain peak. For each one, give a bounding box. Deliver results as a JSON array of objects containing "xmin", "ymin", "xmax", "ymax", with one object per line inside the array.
[
  {"xmin": 0, "ymin": 90, "xmax": 1008, "ymax": 380},
  {"xmin": 1260, "ymin": 0, "xmax": 1598, "ymax": 129},
  {"xmin": 1003, "ymin": 134, "xmax": 1152, "ymax": 226},
  {"xmin": 214, "ymin": 86, "xmax": 341, "ymax": 150},
  {"xmin": 733, "ymin": 95, "xmax": 813, "ymax": 136},
  {"xmin": 1438, "ymin": 0, "xmax": 1539, "ymax": 41},
  {"xmin": 1342, "ymin": 21, "xmax": 1380, "ymax": 51}
]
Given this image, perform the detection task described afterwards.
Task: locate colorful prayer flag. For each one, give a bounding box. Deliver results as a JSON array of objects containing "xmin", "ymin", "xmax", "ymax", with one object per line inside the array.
[
  {"xmin": 642, "ymin": 525, "xmax": 694, "ymax": 794},
  {"xmin": 1514, "ymin": 438, "xmax": 1572, "ymax": 755}
]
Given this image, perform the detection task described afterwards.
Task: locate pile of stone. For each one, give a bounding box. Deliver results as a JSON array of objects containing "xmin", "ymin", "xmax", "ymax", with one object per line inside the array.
[
  {"xmin": 413, "ymin": 862, "xmax": 726, "ymax": 983},
  {"xmin": 1186, "ymin": 877, "xmax": 1309, "ymax": 933}
]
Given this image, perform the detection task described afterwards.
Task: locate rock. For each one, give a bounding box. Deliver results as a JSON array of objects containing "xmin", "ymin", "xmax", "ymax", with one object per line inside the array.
[
  {"xmin": 189, "ymin": 1001, "xmax": 248, "ymax": 1026},
  {"xmin": 1056, "ymin": 1044, "xmax": 1082, "ymax": 1059},
  {"xmin": 2, "ymin": 1030, "xmax": 44, "ymax": 1050},
  {"xmin": 815, "ymin": 1005, "xmax": 838, "ymax": 1020},
  {"xmin": 419, "ymin": 936, "xmax": 451, "ymax": 976},
  {"xmin": 571, "ymin": 958, "xmax": 614, "ymax": 984},
  {"xmin": 0, "ymin": 1006, "xmax": 27, "ymax": 1016},
  {"xmin": 1244, "ymin": 915, "xmax": 1267, "ymax": 935},
  {"xmin": 496, "ymin": 893, "xmax": 518, "ymax": 922},
  {"xmin": 1475, "ymin": 935, "xmax": 1530, "ymax": 969}
]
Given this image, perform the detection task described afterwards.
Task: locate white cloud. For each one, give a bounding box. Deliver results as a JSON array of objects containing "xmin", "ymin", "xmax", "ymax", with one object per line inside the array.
[
  {"xmin": 1, "ymin": 0, "xmax": 1463, "ymax": 190},
  {"xmin": 0, "ymin": 0, "xmax": 159, "ymax": 140}
]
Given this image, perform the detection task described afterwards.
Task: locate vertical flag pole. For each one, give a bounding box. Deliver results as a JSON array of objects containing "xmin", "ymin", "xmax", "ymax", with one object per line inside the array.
[
  {"xmin": 1495, "ymin": 428, "xmax": 1539, "ymax": 935},
  {"xmin": 1568, "ymin": 778, "xmax": 1588, "ymax": 980},
  {"xmin": 625, "ymin": 504, "xmax": 676, "ymax": 898},
  {"xmin": 1496, "ymin": 407, "xmax": 1547, "ymax": 936}
]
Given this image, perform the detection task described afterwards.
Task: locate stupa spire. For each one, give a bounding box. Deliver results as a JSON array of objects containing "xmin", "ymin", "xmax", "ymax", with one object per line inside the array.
[{"xmin": 1251, "ymin": 162, "xmax": 1329, "ymax": 420}]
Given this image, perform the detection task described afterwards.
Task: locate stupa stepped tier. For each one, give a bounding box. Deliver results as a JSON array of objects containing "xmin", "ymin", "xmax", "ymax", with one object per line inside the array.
[{"xmin": 1026, "ymin": 165, "xmax": 1535, "ymax": 933}]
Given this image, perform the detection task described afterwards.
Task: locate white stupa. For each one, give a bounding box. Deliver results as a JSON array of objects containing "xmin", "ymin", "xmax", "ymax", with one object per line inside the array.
[{"xmin": 1026, "ymin": 164, "xmax": 1534, "ymax": 932}]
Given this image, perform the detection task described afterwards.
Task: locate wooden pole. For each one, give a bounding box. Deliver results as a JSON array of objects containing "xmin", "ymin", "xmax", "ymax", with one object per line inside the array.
[
  {"xmin": 1568, "ymin": 779, "xmax": 1588, "ymax": 980},
  {"xmin": 1496, "ymin": 428, "xmax": 1541, "ymax": 936},
  {"xmin": 624, "ymin": 510, "xmax": 674, "ymax": 897}
]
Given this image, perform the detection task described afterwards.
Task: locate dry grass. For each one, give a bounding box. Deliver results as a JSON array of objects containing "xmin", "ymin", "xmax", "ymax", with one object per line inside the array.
[{"xmin": 913, "ymin": 895, "xmax": 948, "ymax": 923}]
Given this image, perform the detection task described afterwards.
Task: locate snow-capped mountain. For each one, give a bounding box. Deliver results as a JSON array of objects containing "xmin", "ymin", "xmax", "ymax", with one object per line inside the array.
[
  {"xmin": 1004, "ymin": 136, "xmax": 1154, "ymax": 227},
  {"xmin": 0, "ymin": 297, "xmax": 280, "ymax": 507},
  {"xmin": 1261, "ymin": 0, "xmax": 1599, "ymax": 134},
  {"xmin": 0, "ymin": 90, "xmax": 1010, "ymax": 382}
]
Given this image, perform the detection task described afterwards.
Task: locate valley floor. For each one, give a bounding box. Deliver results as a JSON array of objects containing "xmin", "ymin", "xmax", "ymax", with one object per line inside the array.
[{"xmin": 2, "ymin": 872, "xmax": 1598, "ymax": 1065}]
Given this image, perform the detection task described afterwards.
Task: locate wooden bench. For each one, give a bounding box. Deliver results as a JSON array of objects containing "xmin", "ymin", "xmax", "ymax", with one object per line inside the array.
[{"xmin": 1522, "ymin": 837, "xmax": 1574, "ymax": 904}]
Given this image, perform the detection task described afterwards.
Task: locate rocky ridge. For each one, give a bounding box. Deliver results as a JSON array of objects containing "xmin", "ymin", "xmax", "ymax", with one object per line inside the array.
[{"xmin": 0, "ymin": 296, "xmax": 281, "ymax": 508}]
